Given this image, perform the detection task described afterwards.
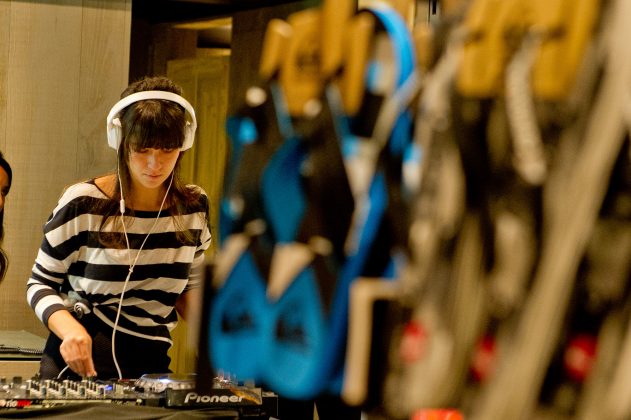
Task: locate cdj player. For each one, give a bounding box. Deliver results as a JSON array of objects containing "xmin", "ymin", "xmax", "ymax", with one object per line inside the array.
[{"xmin": 0, "ymin": 373, "xmax": 278, "ymax": 418}]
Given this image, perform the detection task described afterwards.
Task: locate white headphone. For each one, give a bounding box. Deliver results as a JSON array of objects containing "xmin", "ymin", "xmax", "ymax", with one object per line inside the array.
[{"xmin": 106, "ymin": 90, "xmax": 197, "ymax": 151}]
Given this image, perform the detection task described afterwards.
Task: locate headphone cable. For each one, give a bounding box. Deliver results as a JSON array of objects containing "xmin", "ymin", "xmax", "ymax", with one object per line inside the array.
[{"xmin": 111, "ymin": 170, "xmax": 174, "ymax": 379}]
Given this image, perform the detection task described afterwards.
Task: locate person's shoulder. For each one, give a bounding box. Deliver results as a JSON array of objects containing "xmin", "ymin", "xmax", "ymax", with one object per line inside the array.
[
  {"xmin": 185, "ymin": 184, "xmax": 208, "ymax": 198},
  {"xmin": 56, "ymin": 179, "xmax": 106, "ymax": 208},
  {"xmin": 61, "ymin": 179, "xmax": 102, "ymax": 199},
  {"xmin": 183, "ymin": 184, "xmax": 209, "ymax": 212}
]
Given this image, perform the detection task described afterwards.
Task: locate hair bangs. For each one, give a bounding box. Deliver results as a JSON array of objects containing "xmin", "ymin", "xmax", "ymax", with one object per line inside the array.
[{"xmin": 125, "ymin": 100, "xmax": 186, "ymax": 151}]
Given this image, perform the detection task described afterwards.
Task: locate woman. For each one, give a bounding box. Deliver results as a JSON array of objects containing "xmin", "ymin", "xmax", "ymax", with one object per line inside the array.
[
  {"xmin": 27, "ymin": 76, "xmax": 212, "ymax": 379},
  {"xmin": 0, "ymin": 151, "xmax": 11, "ymax": 282}
]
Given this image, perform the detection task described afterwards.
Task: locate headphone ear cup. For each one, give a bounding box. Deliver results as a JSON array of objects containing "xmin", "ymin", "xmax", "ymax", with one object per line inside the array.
[
  {"xmin": 181, "ymin": 121, "xmax": 194, "ymax": 151},
  {"xmin": 108, "ymin": 118, "xmax": 123, "ymax": 150}
]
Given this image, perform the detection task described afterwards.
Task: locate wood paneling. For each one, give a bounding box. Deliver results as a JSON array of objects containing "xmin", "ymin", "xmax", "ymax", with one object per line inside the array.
[
  {"xmin": 0, "ymin": 1, "xmax": 9, "ymax": 150},
  {"xmin": 78, "ymin": 0, "xmax": 132, "ymax": 177},
  {"xmin": 0, "ymin": 0, "xmax": 131, "ymax": 336},
  {"xmin": 166, "ymin": 53, "xmax": 230, "ymax": 373},
  {"xmin": 168, "ymin": 52, "xmax": 231, "ymax": 255}
]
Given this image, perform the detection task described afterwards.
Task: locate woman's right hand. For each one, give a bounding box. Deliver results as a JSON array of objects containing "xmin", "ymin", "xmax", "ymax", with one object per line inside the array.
[
  {"xmin": 48, "ymin": 310, "xmax": 97, "ymax": 377},
  {"xmin": 59, "ymin": 328, "xmax": 97, "ymax": 377}
]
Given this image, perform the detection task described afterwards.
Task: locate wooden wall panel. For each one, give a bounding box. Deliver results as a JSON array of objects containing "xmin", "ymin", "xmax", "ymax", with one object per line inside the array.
[
  {"xmin": 168, "ymin": 53, "xmax": 230, "ymax": 254},
  {"xmin": 0, "ymin": 0, "xmax": 130, "ymax": 337},
  {"xmin": 0, "ymin": 1, "xmax": 9, "ymax": 152},
  {"xmin": 78, "ymin": 0, "xmax": 131, "ymax": 178},
  {"xmin": 166, "ymin": 53, "xmax": 230, "ymax": 373},
  {"xmin": 3, "ymin": 0, "xmax": 83, "ymax": 336}
]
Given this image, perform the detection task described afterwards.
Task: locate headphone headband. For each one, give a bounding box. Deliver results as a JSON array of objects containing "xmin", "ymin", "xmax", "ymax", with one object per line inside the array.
[{"xmin": 106, "ymin": 90, "xmax": 197, "ymax": 151}]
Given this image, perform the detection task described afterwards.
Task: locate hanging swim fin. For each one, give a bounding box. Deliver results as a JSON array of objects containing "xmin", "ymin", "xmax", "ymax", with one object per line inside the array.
[
  {"xmin": 209, "ymin": 237, "xmax": 270, "ymax": 383},
  {"xmin": 262, "ymin": 265, "xmax": 328, "ymax": 399}
]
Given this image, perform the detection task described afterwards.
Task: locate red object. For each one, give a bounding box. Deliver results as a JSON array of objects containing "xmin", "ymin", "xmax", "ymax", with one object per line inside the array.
[
  {"xmin": 399, "ymin": 321, "xmax": 428, "ymax": 364},
  {"xmin": 411, "ymin": 408, "xmax": 464, "ymax": 420},
  {"xmin": 564, "ymin": 333, "xmax": 597, "ymax": 382},
  {"xmin": 470, "ymin": 335, "xmax": 496, "ymax": 382}
]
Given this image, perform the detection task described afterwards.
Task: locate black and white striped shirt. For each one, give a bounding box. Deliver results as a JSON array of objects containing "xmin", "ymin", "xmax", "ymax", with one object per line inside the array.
[{"xmin": 27, "ymin": 180, "xmax": 212, "ymax": 345}]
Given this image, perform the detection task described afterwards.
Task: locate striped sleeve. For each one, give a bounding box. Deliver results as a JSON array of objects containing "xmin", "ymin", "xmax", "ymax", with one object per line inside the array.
[
  {"xmin": 184, "ymin": 190, "xmax": 212, "ymax": 292},
  {"xmin": 26, "ymin": 183, "xmax": 95, "ymax": 326}
]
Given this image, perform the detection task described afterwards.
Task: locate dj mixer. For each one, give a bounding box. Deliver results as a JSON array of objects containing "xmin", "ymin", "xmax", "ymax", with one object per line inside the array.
[{"xmin": 0, "ymin": 373, "xmax": 277, "ymax": 418}]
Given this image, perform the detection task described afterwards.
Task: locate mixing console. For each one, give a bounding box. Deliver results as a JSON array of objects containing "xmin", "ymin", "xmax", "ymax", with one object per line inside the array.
[{"xmin": 0, "ymin": 373, "xmax": 277, "ymax": 417}]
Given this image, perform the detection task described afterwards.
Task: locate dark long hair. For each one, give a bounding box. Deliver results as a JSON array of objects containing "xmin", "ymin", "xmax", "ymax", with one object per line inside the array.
[
  {"xmin": 0, "ymin": 151, "xmax": 12, "ymax": 281},
  {"xmin": 97, "ymin": 76, "xmax": 208, "ymax": 248}
]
